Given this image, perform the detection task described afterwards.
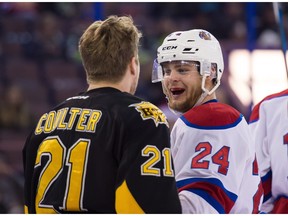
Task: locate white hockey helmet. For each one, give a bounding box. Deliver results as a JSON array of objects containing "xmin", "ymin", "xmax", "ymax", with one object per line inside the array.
[{"xmin": 152, "ymin": 29, "xmax": 224, "ymax": 90}]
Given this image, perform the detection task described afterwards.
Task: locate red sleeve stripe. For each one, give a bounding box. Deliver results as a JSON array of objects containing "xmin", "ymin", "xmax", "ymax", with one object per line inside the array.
[
  {"xmin": 177, "ymin": 178, "xmax": 237, "ymax": 213},
  {"xmin": 253, "ymin": 182, "xmax": 264, "ymax": 214},
  {"xmin": 271, "ymin": 196, "xmax": 288, "ymax": 213},
  {"xmin": 261, "ymin": 170, "xmax": 272, "ymax": 202},
  {"xmin": 249, "ymin": 102, "xmax": 261, "ymax": 123}
]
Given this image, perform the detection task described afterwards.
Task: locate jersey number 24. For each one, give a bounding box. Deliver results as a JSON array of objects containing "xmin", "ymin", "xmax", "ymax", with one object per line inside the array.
[{"xmin": 191, "ymin": 142, "xmax": 230, "ymax": 175}]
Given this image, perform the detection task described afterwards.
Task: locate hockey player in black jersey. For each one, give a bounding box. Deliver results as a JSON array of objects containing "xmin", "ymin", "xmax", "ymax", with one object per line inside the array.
[{"xmin": 22, "ymin": 15, "xmax": 181, "ymax": 213}]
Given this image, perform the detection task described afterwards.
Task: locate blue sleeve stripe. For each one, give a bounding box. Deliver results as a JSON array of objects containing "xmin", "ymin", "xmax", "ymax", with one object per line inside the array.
[
  {"xmin": 263, "ymin": 192, "xmax": 272, "ymax": 203},
  {"xmin": 186, "ymin": 188, "xmax": 225, "ymax": 213},
  {"xmin": 261, "ymin": 170, "xmax": 272, "ymax": 182},
  {"xmin": 248, "ymin": 118, "xmax": 259, "ymax": 124},
  {"xmin": 176, "ymin": 177, "xmax": 237, "ymax": 202}
]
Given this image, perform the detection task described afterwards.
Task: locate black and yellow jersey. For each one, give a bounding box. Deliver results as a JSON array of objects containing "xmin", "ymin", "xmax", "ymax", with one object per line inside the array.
[{"xmin": 23, "ymin": 87, "xmax": 181, "ymax": 213}]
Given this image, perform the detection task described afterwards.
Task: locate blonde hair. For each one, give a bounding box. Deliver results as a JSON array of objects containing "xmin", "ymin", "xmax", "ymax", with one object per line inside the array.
[{"xmin": 79, "ymin": 15, "xmax": 142, "ymax": 83}]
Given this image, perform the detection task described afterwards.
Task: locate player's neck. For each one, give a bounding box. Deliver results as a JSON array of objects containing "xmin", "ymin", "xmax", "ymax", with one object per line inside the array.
[
  {"xmin": 87, "ymin": 73, "xmax": 133, "ymax": 93},
  {"xmin": 87, "ymin": 81, "xmax": 127, "ymax": 92},
  {"xmin": 202, "ymin": 93, "xmax": 216, "ymax": 104},
  {"xmin": 87, "ymin": 66, "xmax": 137, "ymax": 94}
]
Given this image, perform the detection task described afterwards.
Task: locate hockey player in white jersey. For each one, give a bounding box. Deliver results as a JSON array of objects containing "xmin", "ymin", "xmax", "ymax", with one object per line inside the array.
[
  {"xmin": 249, "ymin": 89, "xmax": 288, "ymax": 213},
  {"xmin": 152, "ymin": 29, "xmax": 263, "ymax": 213}
]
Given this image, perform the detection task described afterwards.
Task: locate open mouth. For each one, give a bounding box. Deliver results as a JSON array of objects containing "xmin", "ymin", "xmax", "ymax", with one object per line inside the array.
[{"xmin": 170, "ymin": 88, "xmax": 185, "ymax": 96}]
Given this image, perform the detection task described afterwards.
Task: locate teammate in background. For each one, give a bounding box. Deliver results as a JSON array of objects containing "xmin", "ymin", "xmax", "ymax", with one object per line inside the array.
[
  {"xmin": 152, "ymin": 29, "xmax": 263, "ymax": 213},
  {"xmin": 249, "ymin": 89, "xmax": 288, "ymax": 213},
  {"xmin": 23, "ymin": 15, "xmax": 181, "ymax": 213}
]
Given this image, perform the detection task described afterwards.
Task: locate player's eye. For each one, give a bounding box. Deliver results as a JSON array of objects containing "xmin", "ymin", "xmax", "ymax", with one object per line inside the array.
[
  {"xmin": 176, "ymin": 68, "xmax": 188, "ymax": 74},
  {"xmin": 162, "ymin": 67, "xmax": 171, "ymax": 76}
]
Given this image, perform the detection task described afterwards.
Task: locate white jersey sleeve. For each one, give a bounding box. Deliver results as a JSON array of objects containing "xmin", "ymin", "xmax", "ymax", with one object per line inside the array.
[
  {"xmin": 249, "ymin": 89, "xmax": 288, "ymax": 213},
  {"xmin": 171, "ymin": 101, "xmax": 263, "ymax": 213}
]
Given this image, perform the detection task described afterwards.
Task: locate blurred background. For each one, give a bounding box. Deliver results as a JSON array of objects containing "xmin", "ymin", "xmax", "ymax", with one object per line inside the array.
[{"xmin": 0, "ymin": 2, "xmax": 287, "ymax": 213}]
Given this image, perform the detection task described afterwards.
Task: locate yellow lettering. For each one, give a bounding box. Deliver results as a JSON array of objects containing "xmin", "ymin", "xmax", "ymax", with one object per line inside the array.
[
  {"xmin": 52, "ymin": 109, "xmax": 63, "ymax": 131},
  {"xmin": 68, "ymin": 108, "xmax": 81, "ymax": 129},
  {"xmin": 86, "ymin": 111, "xmax": 102, "ymax": 132},
  {"xmin": 58, "ymin": 108, "xmax": 68, "ymax": 129},
  {"xmin": 76, "ymin": 109, "xmax": 90, "ymax": 131},
  {"xmin": 44, "ymin": 111, "xmax": 56, "ymax": 133},
  {"xmin": 35, "ymin": 113, "xmax": 47, "ymax": 135},
  {"xmin": 34, "ymin": 108, "xmax": 102, "ymax": 135}
]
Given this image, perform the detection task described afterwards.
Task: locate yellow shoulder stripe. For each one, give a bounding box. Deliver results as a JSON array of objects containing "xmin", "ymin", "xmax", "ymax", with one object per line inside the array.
[{"xmin": 115, "ymin": 180, "xmax": 145, "ymax": 213}]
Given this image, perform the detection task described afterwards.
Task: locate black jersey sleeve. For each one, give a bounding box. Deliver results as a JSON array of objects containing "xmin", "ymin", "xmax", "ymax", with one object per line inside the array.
[{"xmin": 115, "ymin": 101, "xmax": 181, "ymax": 213}]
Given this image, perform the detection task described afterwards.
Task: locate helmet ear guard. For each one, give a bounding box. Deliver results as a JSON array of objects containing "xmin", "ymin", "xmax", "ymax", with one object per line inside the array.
[
  {"xmin": 201, "ymin": 59, "xmax": 211, "ymax": 77},
  {"xmin": 151, "ymin": 59, "xmax": 163, "ymax": 83}
]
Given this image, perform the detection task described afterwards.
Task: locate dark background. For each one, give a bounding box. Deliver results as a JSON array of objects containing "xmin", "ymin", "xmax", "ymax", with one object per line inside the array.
[{"xmin": 0, "ymin": 2, "xmax": 287, "ymax": 213}]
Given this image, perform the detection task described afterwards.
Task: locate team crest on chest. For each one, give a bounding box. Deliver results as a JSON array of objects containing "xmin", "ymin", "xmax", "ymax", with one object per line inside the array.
[{"xmin": 129, "ymin": 102, "xmax": 169, "ymax": 127}]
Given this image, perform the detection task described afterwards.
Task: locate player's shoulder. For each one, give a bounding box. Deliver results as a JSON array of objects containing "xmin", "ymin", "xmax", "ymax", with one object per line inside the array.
[
  {"xmin": 126, "ymin": 96, "xmax": 169, "ymax": 128},
  {"xmin": 88, "ymin": 87, "xmax": 170, "ymax": 127},
  {"xmin": 249, "ymin": 89, "xmax": 288, "ymax": 123},
  {"xmin": 54, "ymin": 87, "xmax": 169, "ymax": 127},
  {"xmin": 62, "ymin": 87, "xmax": 141, "ymax": 108},
  {"xmin": 181, "ymin": 99, "xmax": 243, "ymax": 129}
]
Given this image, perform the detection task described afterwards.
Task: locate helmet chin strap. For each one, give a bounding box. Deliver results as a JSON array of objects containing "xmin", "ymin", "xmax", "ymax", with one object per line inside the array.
[{"xmin": 192, "ymin": 74, "xmax": 220, "ymax": 109}]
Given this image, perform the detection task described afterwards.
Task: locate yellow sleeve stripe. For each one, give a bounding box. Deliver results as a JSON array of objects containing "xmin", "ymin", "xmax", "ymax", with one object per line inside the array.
[
  {"xmin": 115, "ymin": 180, "xmax": 145, "ymax": 213},
  {"xmin": 24, "ymin": 205, "xmax": 28, "ymax": 214}
]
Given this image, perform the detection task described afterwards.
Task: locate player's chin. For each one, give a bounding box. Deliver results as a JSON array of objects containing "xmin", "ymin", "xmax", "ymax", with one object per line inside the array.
[{"xmin": 168, "ymin": 100, "xmax": 185, "ymax": 113}]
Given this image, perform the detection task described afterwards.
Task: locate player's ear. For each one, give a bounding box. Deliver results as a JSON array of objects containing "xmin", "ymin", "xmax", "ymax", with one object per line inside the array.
[{"xmin": 129, "ymin": 56, "xmax": 139, "ymax": 76}]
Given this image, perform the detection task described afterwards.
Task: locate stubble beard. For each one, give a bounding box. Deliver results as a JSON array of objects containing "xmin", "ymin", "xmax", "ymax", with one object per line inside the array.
[
  {"xmin": 168, "ymin": 99, "xmax": 190, "ymax": 114},
  {"xmin": 167, "ymin": 92, "xmax": 200, "ymax": 114}
]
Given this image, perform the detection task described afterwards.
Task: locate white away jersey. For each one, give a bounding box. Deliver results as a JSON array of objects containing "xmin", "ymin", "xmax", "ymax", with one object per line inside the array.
[
  {"xmin": 249, "ymin": 89, "xmax": 288, "ymax": 213},
  {"xmin": 171, "ymin": 100, "xmax": 263, "ymax": 213}
]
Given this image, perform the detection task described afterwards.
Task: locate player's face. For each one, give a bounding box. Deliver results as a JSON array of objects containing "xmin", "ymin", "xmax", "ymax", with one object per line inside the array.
[{"xmin": 162, "ymin": 61, "xmax": 202, "ymax": 113}]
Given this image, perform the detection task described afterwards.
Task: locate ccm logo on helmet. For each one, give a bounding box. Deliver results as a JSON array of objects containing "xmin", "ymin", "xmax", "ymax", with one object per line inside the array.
[{"xmin": 162, "ymin": 46, "xmax": 177, "ymax": 50}]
